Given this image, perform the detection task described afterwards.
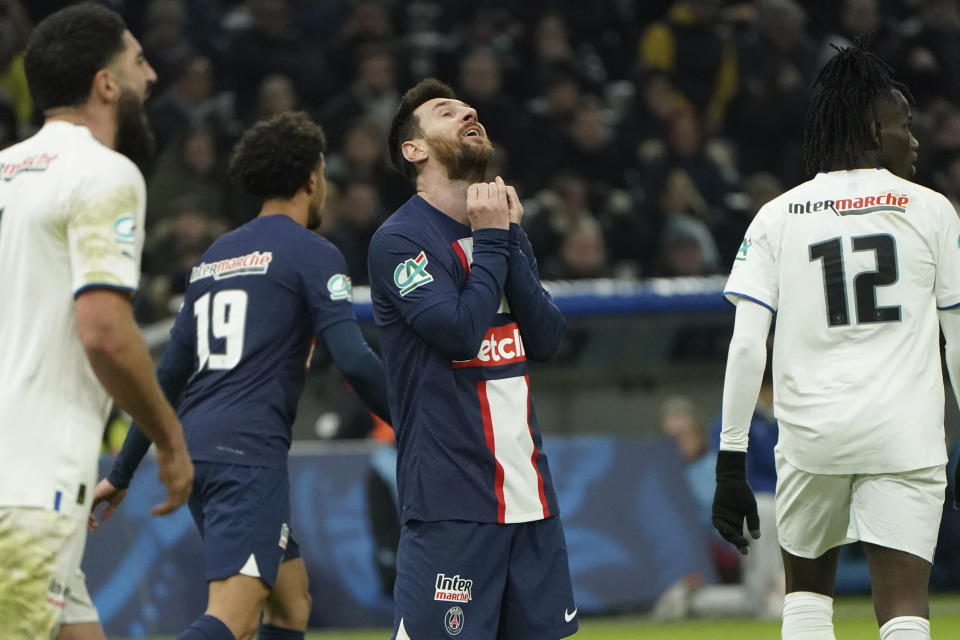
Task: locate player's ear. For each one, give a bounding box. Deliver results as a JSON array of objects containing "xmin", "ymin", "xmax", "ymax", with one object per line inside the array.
[
  {"xmin": 305, "ymin": 169, "xmax": 319, "ymax": 195},
  {"xmin": 401, "ymin": 139, "xmax": 426, "ymax": 164},
  {"xmin": 872, "ymin": 119, "xmax": 884, "ymax": 149},
  {"xmin": 91, "ymin": 68, "xmax": 120, "ymax": 104}
]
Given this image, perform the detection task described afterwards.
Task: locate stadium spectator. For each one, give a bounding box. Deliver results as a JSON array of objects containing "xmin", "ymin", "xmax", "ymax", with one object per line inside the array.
[
  {"xmin": 523, "ymin": 169, "xmax": 595, "ymax": 267},
  {"xmin": 147, "ymin": 125, "xmax": 230, "ymax": 228},
  {"xmin": 327, "ymin": 178, "xmax": 387, "ymax": 287},
  {"xmin": 328, "ymin": 0, "xmax": 396, "ymax": 85},
  {"xmin": 617, "ymin": 69, "xmax": 685, "ymax": 169},
  {"xmin": 520, "ymin": 61, "xmax": 587, "ymax": 192},
  {"xmin": 818, "ymin": 0, "xmax": 902, "ymax": 70},
  {"xmin": 895, "ymin": 0, "xmax": 960, "ymax": 106},
  {"xmin": 252, "ymin": 73, "xmax": 299, "ymax": 121},
  {"xmin": 370, "ymin": 77, "xmax": 577, "ymax": 639},
  {"xmin": 541, "ymin": 216, "xmax": 611, "ymax": 280},
  {"xmin": 93, "ymin": 111, "xmax": 391, "ymax": 640},
  {"xmin": 557, "ymin": 95, "xmax": 629, "ymax": 203},
  {"xmin": 140, "ymin": 194, "xmax": 228, "ymax": 319},
  {"xmin": 324, "ymin": 116, "xmax": 409, "ymax": 211},
  {"xmin": 0, "ymin": 89, "xmax": 16, "ymax": 149},
  {"xmin": 140, "ymin": 0, "xmax": 193, "ymax": 97},
  {"xmin": 222, "ymin": 0, "xmax": 336, "ymax": 120},
  {"xmin": 147, "ymin": 54, "xmax": 236, "ymax": 156},
  {"xmin": 714, "ymin": 44, "xmax": 960, "ymax": 640},
  {"xmin": 637, "ymin": 0, "xmax": 738, "ymax": 133},
  {"xmin": 0, "ymin": 0, "xmax": 31, "ymax": 132},
  {"xmin": 0, "ymin": 6, "xmax": 193, "ymax": 637},
  {"xmin": 319, "ymin": 42, "xmax": 400, "ymax": 149},
  {"xmin": 729, "ymin": 0, "xmax": 818, "ymax": 186}
]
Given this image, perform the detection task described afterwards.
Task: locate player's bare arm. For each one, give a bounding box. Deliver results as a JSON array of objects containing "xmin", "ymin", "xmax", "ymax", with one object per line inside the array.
[{"xmin": 76, "ymin": 288, "xmax": 193, "ymax": 515}]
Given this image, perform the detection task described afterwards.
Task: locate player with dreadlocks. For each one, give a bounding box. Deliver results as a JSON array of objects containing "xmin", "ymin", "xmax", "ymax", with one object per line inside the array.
[{"xmin": 712, "ymin": 43, "xmax": 960, "ymax": 640}]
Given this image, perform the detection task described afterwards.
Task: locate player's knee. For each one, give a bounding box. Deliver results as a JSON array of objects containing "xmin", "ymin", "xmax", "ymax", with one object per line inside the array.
[
  {"xmin": 292, "ymin": 589, "xmax": 312, "ymax": 626},
  {"xmin": 263, "ymin": 588, "xmax": 311, "ymax": 629},
  {"xmin": 233, "ymin": 616, "xmax": 262, "ymax": 640}
]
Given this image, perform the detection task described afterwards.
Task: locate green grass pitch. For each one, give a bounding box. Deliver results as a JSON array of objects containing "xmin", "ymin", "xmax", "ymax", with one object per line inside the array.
[{"xmin": 128, "ymin": 594, "xmax": 960, "ymax": 639}]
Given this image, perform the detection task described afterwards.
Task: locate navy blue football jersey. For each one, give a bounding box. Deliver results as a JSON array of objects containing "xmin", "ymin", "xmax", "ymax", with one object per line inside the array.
[
  {"xmin": 368, "ymin": 196, "xmax": 559, "ymax": 524},
  {"xmin": 170, "ymin": 215, "xmax": 355, "ymax": 469}
]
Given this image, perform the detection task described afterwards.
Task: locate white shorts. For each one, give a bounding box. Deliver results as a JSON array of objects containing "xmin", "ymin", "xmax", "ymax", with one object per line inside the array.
[
  {"xmin": 0, "ymin": 507, "xmax": 99, "ymax": 638},
  {"xmin": 774, "ymin": 451, "xmax": 946, "ymax": 562}
]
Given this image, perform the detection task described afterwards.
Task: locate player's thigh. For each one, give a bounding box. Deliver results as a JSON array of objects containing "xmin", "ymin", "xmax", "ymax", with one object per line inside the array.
[
  {"xmin": 850, "ymin": 465, "xmax": 945, "ymax": 563},
  {"xmin": 0, "ymin": 507, "xmax": 80, "ymax": 637},
  {"xmin": 775, "ymin": 451, "xmax": 855, "ymax": 560},
  {"xmin": 263, "ymin": 551, "xmax": 311, "ymax": 629},
  {"xmin": 190, "ymin": 462, "xmax": 293, "ymax": 589},
  {"xmin": 54, "ymin": 621, "xmax": 106, "ymax": 640},
  {"xmin": 499, "ymin": 516, "xmax": 578, "ymax": 640},
  {"xmin": 392, "ymin": 520, "xmax": 509, "ymax": 640},
  {"xmin": 863, "ymin": 542, "xmax": 931, "ymax": 625}
]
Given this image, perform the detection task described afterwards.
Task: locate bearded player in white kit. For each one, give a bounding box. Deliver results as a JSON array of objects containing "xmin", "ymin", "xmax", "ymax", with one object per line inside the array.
[
  {"xmin": 0, "ymin": 5, "xmax": 192, "ymax": 638},
  {"xmin": 712, "ymin": 44, "xmax": 960, "ymax": 640}
]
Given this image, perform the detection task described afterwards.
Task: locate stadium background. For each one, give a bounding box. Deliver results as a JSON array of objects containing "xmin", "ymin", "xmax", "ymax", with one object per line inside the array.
[{"xmin": 5, "ymin": 0, "xmax": 960, "ymax": 636}]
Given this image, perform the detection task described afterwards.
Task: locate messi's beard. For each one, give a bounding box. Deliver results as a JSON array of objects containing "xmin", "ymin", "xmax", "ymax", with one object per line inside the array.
[
  {"xmin": 114, "ymin": 88, "xmax": 156, "ymax": 167},
  {"xmin": 427, "ymin": 134, "xmax": 493, "ymax": 183}
]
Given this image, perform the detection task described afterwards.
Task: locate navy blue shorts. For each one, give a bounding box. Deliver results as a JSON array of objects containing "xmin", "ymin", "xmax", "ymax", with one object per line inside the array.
[
  {"xmin": 187, "ymin": 462, "xmax": 300, "ymax": 588},
  {"xmin": 392, "ymin": 517, "xmax": 578, "ymax": 640}
]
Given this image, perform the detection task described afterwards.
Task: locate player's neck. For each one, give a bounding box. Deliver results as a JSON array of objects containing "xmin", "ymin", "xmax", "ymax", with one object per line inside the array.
[
  {"xmin": 415, "ymin": 172, "xmax": 471, "ymax": 226},
  {"xmin": 828, "ymin": 153, "xmax": 881, "ymax": 172},
  {"xmin": 44, "ymin": 104, "xmax": 118, "ymax": 150},
  {"xmin": 258, "ymin": 198, "xmax": 307, "ymax": 227}
]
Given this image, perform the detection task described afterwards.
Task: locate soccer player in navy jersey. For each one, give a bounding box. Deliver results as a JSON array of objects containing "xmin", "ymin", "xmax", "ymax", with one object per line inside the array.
[
  {"xmin": 89, "ymin": 112, "xmax": 391, "ymax": 640},
  {"xmin": 368, "ymin": 78, "xmax": 577, "ymax": 640}
]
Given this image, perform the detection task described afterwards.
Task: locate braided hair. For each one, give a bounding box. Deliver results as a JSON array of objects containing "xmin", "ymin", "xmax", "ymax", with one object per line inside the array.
[{"xmin": 802, "ymin": 43, "xmax": 912, "ymax": 175}]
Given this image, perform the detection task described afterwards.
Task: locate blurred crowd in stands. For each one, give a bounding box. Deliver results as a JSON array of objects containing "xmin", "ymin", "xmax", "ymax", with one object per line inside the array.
[{"xmin": 5, "ymin": 0, "xmax": 960, "ymax": 323}]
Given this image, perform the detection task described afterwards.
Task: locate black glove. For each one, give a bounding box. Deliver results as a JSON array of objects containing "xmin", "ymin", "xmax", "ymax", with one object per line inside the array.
[{"xmin": 712, "ymin": 450, "xmax": 761, "ymax": 555}]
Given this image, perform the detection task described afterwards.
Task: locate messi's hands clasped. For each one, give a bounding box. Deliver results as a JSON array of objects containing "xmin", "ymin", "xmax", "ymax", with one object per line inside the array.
[{"xmin": 712, "ymin": 450, "xmax": 761, "ymax": 555}]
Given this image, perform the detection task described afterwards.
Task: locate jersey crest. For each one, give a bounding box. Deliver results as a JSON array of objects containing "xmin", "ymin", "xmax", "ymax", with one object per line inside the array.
[
  {"xmin": 326, "ymin": 273, "xmax": 352, "ymax": 301},
  {"xmin": 394, "ymin": 250, "xmax": 433, "ymax": 296}
]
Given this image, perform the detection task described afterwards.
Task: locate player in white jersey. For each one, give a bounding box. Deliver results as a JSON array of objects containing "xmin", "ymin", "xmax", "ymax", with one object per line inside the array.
[
  {"xmin": 712, "ymin": 45, "xmax": 960, "ymax": 640},
  {"xmin": 0, "ymin": 5, "xmax": 193, "ymax": 638}
]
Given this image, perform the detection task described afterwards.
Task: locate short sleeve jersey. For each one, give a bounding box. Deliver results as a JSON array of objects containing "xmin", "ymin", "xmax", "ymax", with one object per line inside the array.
[
  {"xmin": 170, "ymin": 215, "xmax": 355, "ymax": 469},
  {"xmin": 726, "ymin": 168, "xmax": 960, "ymax": 474},
  {"xmin": 368, "ymin": 196, "xmax": 558, "ymax": 524},
  {"xmin": 0, "ymin": 122, "xmax": 146, "ymax": 515}
]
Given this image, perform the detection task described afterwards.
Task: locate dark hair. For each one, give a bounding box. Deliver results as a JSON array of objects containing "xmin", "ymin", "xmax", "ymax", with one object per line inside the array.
[
  {"xmin": 24, "ymin": 3, "xmax": 127, "ymax": 112},
  {"xmin": 803, "ymin": 43, "xmax": 912, "ymax": 174},
  {"xmin": 388, "ymin": 78, "xmax": 456, "ymax": 184},
  {"xmin": 229, "ymin": 111, "xmax": 326, "ymax": 200}
]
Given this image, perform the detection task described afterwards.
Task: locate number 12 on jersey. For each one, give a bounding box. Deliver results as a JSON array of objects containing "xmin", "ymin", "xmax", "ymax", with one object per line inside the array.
[
  {"xmin": 809, "ymin": 233, "xmax": 901, "ymax": 327},
  {"xmin": 194, "ymin": 289, "xmax": 247, "ymax": 370}
]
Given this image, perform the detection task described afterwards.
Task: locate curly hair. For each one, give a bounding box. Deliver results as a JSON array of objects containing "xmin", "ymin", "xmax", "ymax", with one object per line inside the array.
[
  {"xmin": 24, "ymin": 4, "xmax": 127, "ymax": 112},
  {"xmin": 388, "ymin": 78, "xmax": 457, "ymax": 184},
  {"xmin": 229, "ymin": 111, "xmax": 326, "ymax": 200},
  {"xmin": 803, "ymin": 43, "xmax": 912, "ymax": 175}
]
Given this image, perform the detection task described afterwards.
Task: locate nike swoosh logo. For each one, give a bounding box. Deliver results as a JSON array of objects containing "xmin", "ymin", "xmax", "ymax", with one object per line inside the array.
[{"xmin": 565, "ymin": 608, "xmax": 577, "ymax": 622}]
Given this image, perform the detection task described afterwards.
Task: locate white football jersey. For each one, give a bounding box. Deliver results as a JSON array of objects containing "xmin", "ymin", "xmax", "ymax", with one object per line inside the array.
[
  {"xmin": 726, "ymin": 168, "xmax": 960, "ymax": 474},
  {"xmin": 0, "ymin": 122, "xmax": 146, "ymax": 516}
]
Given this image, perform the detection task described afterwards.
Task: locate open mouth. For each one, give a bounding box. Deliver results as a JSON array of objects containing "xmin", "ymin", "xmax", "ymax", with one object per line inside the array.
[{"xmin": 462, "ymin": 127, "xmax": 482, "ymax": 138}]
